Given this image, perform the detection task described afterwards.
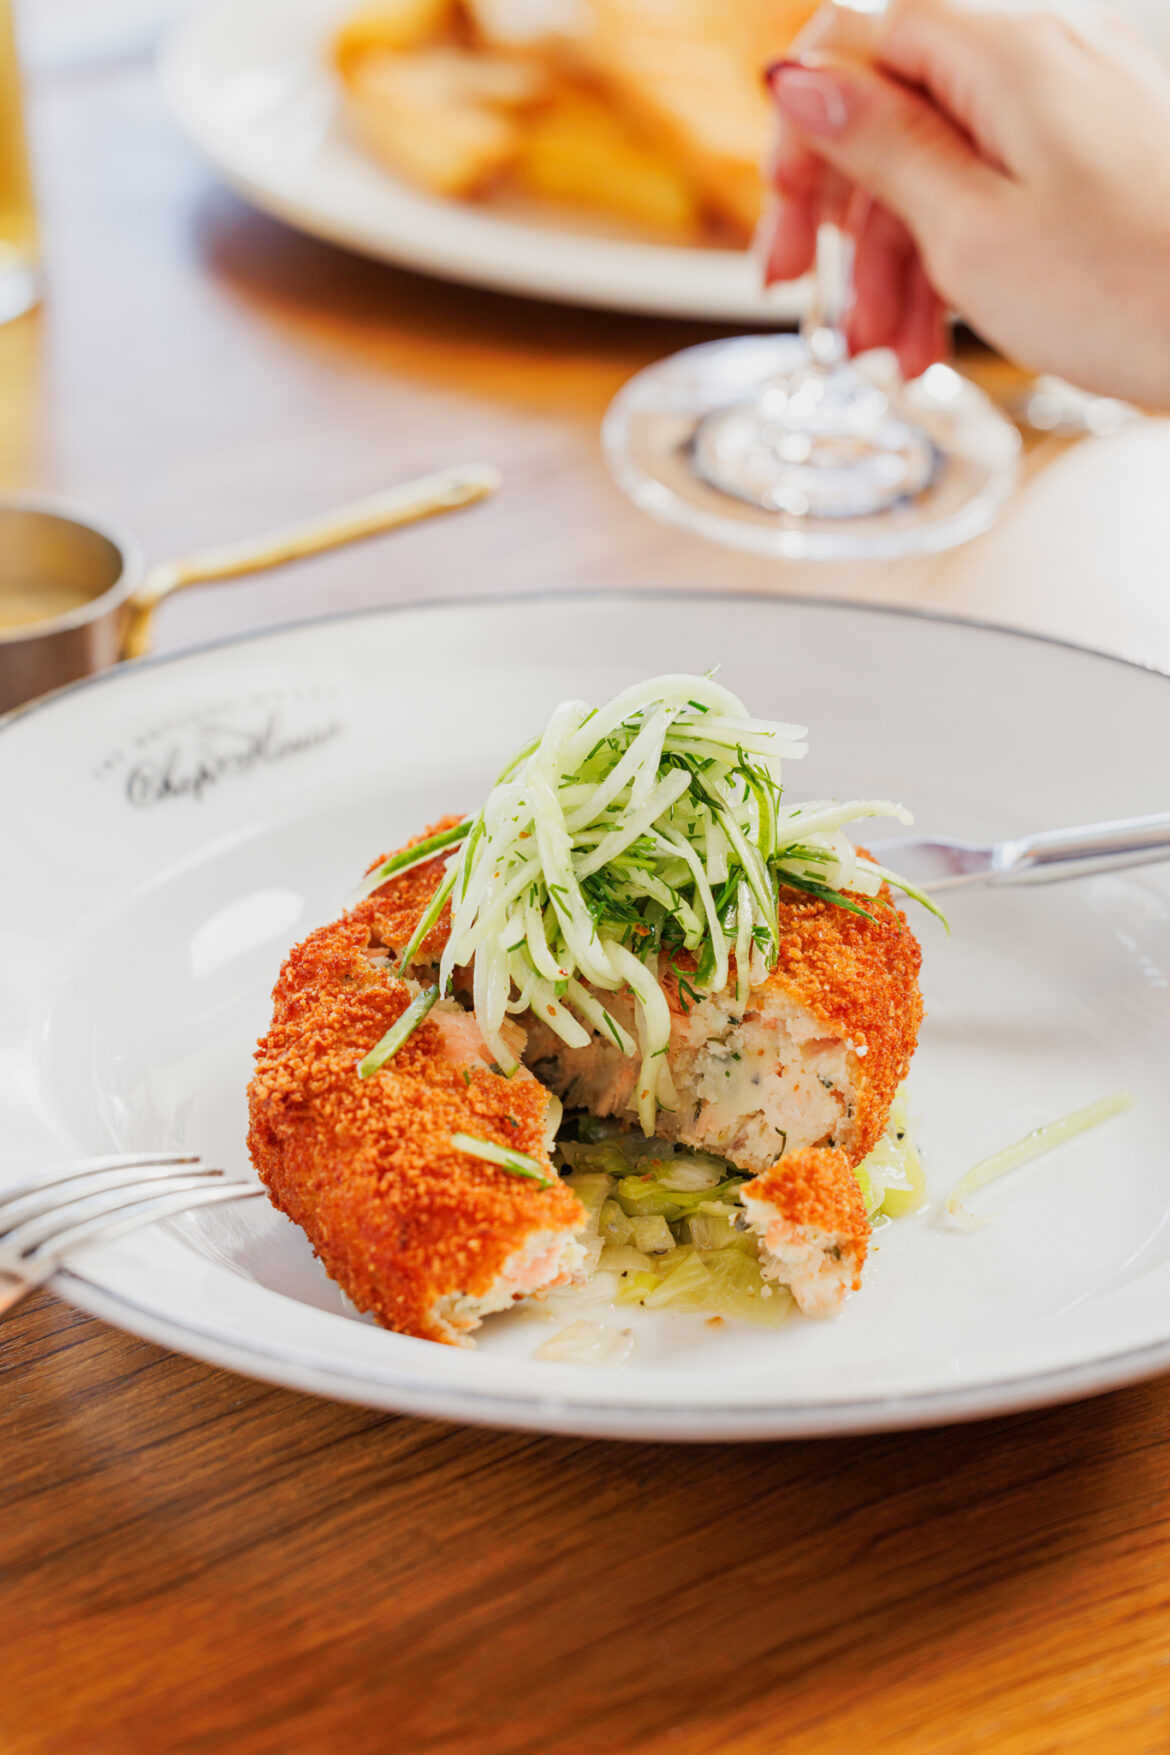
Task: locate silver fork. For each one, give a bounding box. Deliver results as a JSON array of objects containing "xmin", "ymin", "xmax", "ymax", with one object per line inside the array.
[
  {"xmin": 0, "ymin": 1153, "xmax": 263, "ymax": 1316},
  {"xmin": 870, "ymin": 810, "xmax": 1170, "ymax": 894}
]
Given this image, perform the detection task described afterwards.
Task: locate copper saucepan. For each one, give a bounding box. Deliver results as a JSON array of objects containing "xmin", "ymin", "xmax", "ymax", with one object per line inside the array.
[{"xmin": 0, "ymin": 464, "xmax": 500, "ymax": 714}]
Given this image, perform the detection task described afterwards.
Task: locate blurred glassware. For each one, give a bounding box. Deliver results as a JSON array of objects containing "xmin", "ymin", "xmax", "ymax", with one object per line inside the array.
[
  {"xmin": 602, "ymin": 0, "xmax": 1021, "ymax": 560},
  {"xmin": 18, "ymin": 0, "xmax": 199, "ymax": 73},
  {"xmin": 1015, "ymin": 374, "xmax": 1142, "ymax": 439},
  {"xmin": 19, "ymin": 0, "xmax": 198, "ymax": 74},
  {"xmin": 0, "ymin": 0, "xmax": 37, "ymax": 325}
]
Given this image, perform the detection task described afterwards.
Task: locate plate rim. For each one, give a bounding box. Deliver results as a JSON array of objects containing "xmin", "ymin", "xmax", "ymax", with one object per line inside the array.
[
  {"xmin": 51, "ymin": 1261, "xmax": 1170, "ymax": 1440},
  {"xmin": 8, "ymin": 588, "xmax": 1170, "ymax": 1439},
  {"xmin": 5, "ymin": 586, "xmax": 1169, "ymax": 743}
]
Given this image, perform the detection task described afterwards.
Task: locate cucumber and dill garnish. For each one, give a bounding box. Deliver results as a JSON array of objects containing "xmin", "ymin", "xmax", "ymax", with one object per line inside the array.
[{"xmin": 355, "ymin": 673, "xmax": 942, "ymax": 1125}]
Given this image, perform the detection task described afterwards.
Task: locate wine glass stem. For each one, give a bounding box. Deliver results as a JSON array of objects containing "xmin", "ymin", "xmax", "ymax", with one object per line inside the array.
[{"xmin": 801, "ymin": 220, "xmax": 854, "ymax": 370}]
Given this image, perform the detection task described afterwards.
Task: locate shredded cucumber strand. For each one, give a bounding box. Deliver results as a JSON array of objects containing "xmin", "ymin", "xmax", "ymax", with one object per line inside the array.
[
  {"xmin": 395, "ymin": 861, "xmax": 458, "ymax": 978},
  {"xmin": 604, "ymin": 939, "xmax": 672, "ymax": 1136},
  {"xmin": 856, "ymin": 856, "xmax": 951, "ymax": 932},
  {"xmin": 473, "ymin": 927, "xmax": 516, "ymax": 1074},
  {"xmin": 563, "ymin": 711, "xmax": 661, "ymax": 830},
  {"xmin": 704, "ymin": 814, "xmax": 729, "ymax": 886},
  {"xmin": 442, "ymin": 853, "xmax": 542, "ymax": 985},
  {"xmin": 575, "ymin": 768, "xmax": 692, "ymax": 879},
  {"xmin": 712, "ymin": 783, "xmax": 776, "ymax": 956},
  {"xmin": 775, "ymin": 799, "xmax": 913, "ymax": 843},
  {"xmin": 449, "ymin": 1132, "xmax": 551, "ymax": 1187},
  {"xmin": 527, "ymin": 761, "xmax": 616, "ymax": 988},
  {"xmin": 356, "ymin": 985, "xmax": 439, "ymax": 1078},
  {"xmin": 561, "ymin": 675, "xmax": 750, "ymax": 767},
  {"xmin": 524, "ymin": 899, "xmax": 569, "ymax": 982},
  {"xmin": 945, "ymin": 1090, "xmax": 1135, "ymax": 1230},
  {"xmin": 563, "ymin": 979, "xmax": 637, "ymax": 1056},
  {"xmin": 656, "ymin": 825, "xmax": 728, "ymax": 994},
  {"xmin": 350, "ymin": 819, "xmax": 471, "ymax": 907},
  {"xmin": 734, "ymin": 882, "xmax": 753, "ymax": 1009},
  {"xmin": 627, "ymin": 707, "xmax": 672, "ymax": 810},
  {"xmin": 527, "ymin": 976, "xmax": 593, "ymax": 1049}
]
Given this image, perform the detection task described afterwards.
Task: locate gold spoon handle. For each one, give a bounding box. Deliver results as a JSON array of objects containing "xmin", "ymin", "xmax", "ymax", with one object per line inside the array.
[{"xmin": 122, "ymin": 462, "xmax": 501, "ymax": 660}]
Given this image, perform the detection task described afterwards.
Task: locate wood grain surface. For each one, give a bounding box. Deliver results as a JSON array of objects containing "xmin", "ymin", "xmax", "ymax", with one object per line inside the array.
[{"xmin": 4, "ymin": 13, "xmax": 1170, "ymax": 1754}]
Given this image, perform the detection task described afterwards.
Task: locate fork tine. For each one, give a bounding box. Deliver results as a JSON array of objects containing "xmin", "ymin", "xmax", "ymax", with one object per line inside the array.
[
  {"xmin": 14, "ymin": 1181, "xmax": 264, "ymax": 1292},
  {"xmin": 0, "ymin": 1163, "xmax": 225, "ymax": 1232},
  {"xmin": 0, "ymin": 1153, "xmax": 200, "ymax": 1209},
  {"xmin": 3, "ymin": 1174, "xmax": 240, "ymax": 1258}
]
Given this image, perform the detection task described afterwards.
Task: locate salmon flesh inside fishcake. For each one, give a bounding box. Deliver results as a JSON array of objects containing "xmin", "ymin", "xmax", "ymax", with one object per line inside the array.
[{"xmin": 521, "ymin": 880, "xmax": 922, "ymax": 1312}]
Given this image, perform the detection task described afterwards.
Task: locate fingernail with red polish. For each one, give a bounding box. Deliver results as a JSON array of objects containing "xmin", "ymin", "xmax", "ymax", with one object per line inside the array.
[{"xmin": 767, "ymin": 63, "xmax": 852, "ymax": 136}]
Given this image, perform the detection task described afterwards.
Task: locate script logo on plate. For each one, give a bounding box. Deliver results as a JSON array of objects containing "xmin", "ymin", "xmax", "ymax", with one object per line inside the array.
[{"xmin": 92, "ymin": 686, "xmax": 346, "ymax": 809}]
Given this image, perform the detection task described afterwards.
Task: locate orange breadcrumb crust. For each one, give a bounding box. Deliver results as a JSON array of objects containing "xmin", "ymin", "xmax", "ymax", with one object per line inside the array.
[
  {"xmin": 247, "ymin": 822, "xmax": 584, "ymax": 1345},
  {"xmin": 744, "ymin": 1146, "xmax": 870, "ymax": 1288}
]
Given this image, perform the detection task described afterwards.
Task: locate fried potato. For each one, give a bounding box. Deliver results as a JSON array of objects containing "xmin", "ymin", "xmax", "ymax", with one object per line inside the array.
[
  {"xmin": 334, "ymin": 0, "xmax": 806, "ymax": 238},
  {"xmin": 334, "ymin": 0, "xmax": 457, "ymax": 70},
  {"xmin": 513, "ymin": 86, "xmax": 700, "ymax": 236},
  {"xmin": 343, "ymin": 45, "xmax": 549, "ymax": 197},
  {"xmin": 462, "ymin": 0, "xmax": 590, "ymax": 51},
  {"xmin": 584, "ymin": 0, "xmax": 820, "ymax": 237}
]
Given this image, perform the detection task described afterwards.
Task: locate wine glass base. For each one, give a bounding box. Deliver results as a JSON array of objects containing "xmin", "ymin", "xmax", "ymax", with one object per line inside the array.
[
  {"xmin": 694, "ymin": 385, "xmax": 938, "ymax": 520},
  {"xmin": 603, "ymin": 335, "xmax": 1022, "ymax": 561}
]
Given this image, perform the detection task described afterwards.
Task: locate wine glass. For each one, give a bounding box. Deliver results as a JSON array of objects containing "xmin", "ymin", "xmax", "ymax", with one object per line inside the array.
[{"xmin": 602, "ymin": 0, "xmax": 1021, "ymax": 561}]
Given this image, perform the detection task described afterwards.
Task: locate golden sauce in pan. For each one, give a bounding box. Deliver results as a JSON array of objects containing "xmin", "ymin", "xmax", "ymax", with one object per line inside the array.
[{"xmin": 0, "ymin": 579, "xmax": 103, "ymax": 630}]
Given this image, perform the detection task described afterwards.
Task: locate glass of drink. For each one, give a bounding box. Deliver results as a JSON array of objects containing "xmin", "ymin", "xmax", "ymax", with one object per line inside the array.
[
  {"xmin": 0, "ymin": 0, "xmax": 38, "ymax": 326},
  {"xmin": 603, "ymin": 0, "xmax": 1020, "ymax": 560}
]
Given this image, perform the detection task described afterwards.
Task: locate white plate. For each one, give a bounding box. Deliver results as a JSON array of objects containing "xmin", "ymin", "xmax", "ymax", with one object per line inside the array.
[
  {"xmin": 5, "ymin": 593, "xmax": 1170, "ymax": 1441},
  {"xmin": 160, "ymin": 0, "xmax": 805, "ymax": 323}
]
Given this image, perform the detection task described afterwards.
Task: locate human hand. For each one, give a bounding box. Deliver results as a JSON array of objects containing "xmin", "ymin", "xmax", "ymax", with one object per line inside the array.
[{"xmin": 758, "ymin": 0, "xmax": 1170, "ymax": 405}]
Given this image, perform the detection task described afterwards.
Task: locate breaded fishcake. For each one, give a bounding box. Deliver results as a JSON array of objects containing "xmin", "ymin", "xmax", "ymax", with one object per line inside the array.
[
  {"xmin": 253, "ymin": 820, "xmax": 922, "ymax": 1328},
  {"xmin": 375, "ymin": 831, "xmax": 921, "ymax": 1315}
]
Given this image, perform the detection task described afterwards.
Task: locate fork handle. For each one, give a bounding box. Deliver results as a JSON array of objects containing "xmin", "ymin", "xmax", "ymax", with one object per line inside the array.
[{"xmin": 995, "ymin": 811, "xmax": 1170, "ymax": 885}]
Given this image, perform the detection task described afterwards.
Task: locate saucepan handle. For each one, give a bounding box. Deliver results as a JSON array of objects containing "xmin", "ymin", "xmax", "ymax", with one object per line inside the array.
[{"xmin": 121, "ymin": 463, "xmax": 501, "ymax": 660}]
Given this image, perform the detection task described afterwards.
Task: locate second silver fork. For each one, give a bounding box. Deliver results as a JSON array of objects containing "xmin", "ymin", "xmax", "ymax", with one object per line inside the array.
[
  {"xmin": 0, "ymin": 1153, "xmax": 262, "ymax": 1316},
  {"xmin": 872, "ymin": 810, "xmax": 1170, "ymax": 894}
]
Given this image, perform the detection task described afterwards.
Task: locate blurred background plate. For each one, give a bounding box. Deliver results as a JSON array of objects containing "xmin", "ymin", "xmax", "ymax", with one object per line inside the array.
[{"xmin": 160, "ymin": 0, "xmax": 807, "ymax": 322}]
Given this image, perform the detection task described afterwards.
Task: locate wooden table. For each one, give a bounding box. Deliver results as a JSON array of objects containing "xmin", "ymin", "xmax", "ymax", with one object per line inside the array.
[{"xmin": 5, "ymin": 19, "xmax": 1170, "ymax": 1755}]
